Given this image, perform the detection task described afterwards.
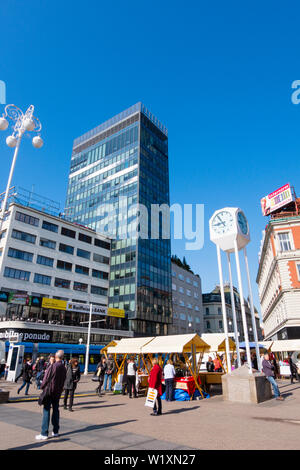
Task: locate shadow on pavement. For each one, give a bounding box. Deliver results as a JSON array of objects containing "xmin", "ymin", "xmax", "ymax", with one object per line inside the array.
[
  {"xmin": 59, "ymin": 419, "xmax": 137, "ymax": 438},
  {"xmin": 77, "ymin": 403, "xmax": 126, "ymax": 410},
  {"xmin": 162, "ymin": 406, "xmax": 200, "ymax": 415},
  {"xmin": 252, "ymin": 416, "xmax": 300, "ymax": 426},
  {"xmin": 7, "ymin": 438, "xmax": 70, "ymax": 451}
]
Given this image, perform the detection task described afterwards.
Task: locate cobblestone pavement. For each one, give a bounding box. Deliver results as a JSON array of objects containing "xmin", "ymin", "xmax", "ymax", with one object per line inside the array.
[{"xmin": 1, "ymin": 376, "xmax": 300, "ymax": 450}]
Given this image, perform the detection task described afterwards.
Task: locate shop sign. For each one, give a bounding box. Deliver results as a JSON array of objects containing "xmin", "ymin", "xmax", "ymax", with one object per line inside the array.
[
  {"xmin": 41, "ymin": 298, "xmax": 67, "ymax": 310},
  {"xmin": 0, "ymin": 329, "xmax": 53, "ymax": 343}
]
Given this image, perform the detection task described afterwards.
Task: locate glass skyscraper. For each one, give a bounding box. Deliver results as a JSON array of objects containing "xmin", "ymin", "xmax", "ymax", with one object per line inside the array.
[{"xmin": 65, "ymin": 103, "xmax": 172, "ymax": 335}]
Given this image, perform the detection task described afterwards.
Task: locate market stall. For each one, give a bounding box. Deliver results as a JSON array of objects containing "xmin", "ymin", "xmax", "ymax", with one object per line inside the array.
[
  {"xmin": 106, "ymin": 336, "xmax": 155, "ymax": 391},
  {"xmin": 140, "ymin": 333, "xmax": 210, "ymax": 399},
  {"xmin": 269, "ymin": 340, "xmax": 300, "ymax": 377}
]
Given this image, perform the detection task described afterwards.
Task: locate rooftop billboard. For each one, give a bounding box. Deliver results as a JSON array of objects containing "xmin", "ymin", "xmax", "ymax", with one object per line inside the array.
[{"xmin": 261, "ymin": 183, "xmax": 294, "ymax": 216}]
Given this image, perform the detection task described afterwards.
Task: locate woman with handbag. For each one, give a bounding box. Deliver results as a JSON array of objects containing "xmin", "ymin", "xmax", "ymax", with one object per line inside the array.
[
  {"xmin": 63, "ymin": 358, "xmax": 81, "ymax": 411},
  {"xmin": 95, "ymin": 357, "xmax": 107, "ymax": 397}
]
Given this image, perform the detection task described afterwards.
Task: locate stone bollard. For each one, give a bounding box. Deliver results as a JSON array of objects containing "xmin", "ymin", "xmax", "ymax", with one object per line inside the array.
[{"xmin": 221, "ymin": 365, "xmax": 272, "ymax": 404}]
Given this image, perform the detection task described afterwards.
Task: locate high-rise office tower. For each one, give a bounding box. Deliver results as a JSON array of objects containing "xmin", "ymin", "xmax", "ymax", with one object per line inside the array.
[{"xmin": 65, "ymin": 103, "xmax": 172, "ymax": 335}]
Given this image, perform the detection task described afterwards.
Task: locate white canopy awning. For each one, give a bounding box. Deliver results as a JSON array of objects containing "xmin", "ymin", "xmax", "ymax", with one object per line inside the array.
[
  {"xmin": 106, "ymin": 337, "xmax": 155, "ymax": 354},
  {"xmin": 141, "ymin": 333, "xmax": 209, "ymax": 354},
  {"xmin": 201, "ymin": 333, "xmax": 236, "ymax": 352},
  {"xmin": 270, "ymin": 340, "xmax": 300, "ymax": 352}
]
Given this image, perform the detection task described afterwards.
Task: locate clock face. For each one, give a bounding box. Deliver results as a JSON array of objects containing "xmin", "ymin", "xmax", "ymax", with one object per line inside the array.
[
  {"xmin": 237, "ymin": 211, "xmax": 248, "ymax": 235},
  {"xmin": 211, "ymin": 211, "xmax": 234, "ymax": 235}
]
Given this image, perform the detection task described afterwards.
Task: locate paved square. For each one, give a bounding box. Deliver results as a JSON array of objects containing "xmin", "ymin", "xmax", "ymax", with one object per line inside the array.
[{"xmin": 1, "ymin": 376, "xmax": 300, "ymax": 450}]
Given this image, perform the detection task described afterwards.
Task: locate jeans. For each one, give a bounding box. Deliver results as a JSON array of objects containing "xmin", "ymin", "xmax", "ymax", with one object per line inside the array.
[
  {"xmin": 267, "ymin": 376, "xmax": 280, "ymax": 398},
  {"xmin": 41, "ymin": 397, "xmax": 60, "ymax": 436},
  {"xmin": 36, "ymin": 371, "xmax": 43, "ymax": 389},
  {"xmin": 165, "ymin": 378, "xmax": 174, "ymax": 401},
  {"xmin": 104, "ymin": 373, "xmax": 112, "ymax": 391},
  {"xmin": 18, "ymin": 380, "xmax": 30, "ymax": 395}
]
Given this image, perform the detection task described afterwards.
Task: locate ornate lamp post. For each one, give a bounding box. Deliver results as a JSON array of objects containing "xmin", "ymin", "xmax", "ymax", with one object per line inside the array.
[{"xmin": 0, "ymin": 104, "xmax": 43, "ymax": 230}]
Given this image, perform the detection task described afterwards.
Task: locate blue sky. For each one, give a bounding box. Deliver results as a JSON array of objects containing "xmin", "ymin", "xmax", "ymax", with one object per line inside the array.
[{"xmin": 1, "ymin": 0, "xmax": 300, "ymax": 313}]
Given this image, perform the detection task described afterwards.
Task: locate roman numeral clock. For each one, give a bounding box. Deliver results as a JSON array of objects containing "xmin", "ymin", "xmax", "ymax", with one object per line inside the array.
[{"xmin": 209, "ymin": 207, "xmax": 261, "ymax": 374}]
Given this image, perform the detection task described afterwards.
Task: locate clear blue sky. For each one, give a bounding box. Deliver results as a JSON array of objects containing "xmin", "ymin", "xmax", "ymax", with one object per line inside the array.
[{"xmin": 1, "ymin": 0, "xmax": 300, "ymax": 314}]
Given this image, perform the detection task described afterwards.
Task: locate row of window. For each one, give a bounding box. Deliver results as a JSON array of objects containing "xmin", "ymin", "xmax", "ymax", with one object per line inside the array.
[
  {"xmin": 173, "ymin": 313, "xmax": 201, "ymax": 323},
  {"xmin": 8, "ymin": 228, "xmax": 110, "ymax": 264},
  {"xmin": 171, "ymin": 270, "xmax": 199, "ymax": 287},
  {"xmin": 3, "ymin": 267, "xmax": 107, "ymax": 296},
  {"xmin": 15, "ymin": 211, "xmax": 110, "ymax": 250},
  {"xmin": 7, "ymin": 247, "xmax": 109, "ymax": 278},
  {"xmin": 172, "ymin": 283, "xmax": 199, "ymax": 298}
]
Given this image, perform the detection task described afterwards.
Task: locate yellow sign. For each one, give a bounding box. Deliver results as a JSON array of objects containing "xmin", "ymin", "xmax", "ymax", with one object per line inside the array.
[
  {"xmin": 42, "ymin": 298, "xmax": 67, "ymax": 310},
  {"xmin": 107, "ymin": 308, "xmax": 125, "ymax": 318}
]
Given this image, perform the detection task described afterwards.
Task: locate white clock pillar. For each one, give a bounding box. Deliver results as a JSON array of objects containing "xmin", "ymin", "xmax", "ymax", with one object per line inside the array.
[{"xmin": 209, "ymin": 207, "xmax": 261, "ymax": 375}]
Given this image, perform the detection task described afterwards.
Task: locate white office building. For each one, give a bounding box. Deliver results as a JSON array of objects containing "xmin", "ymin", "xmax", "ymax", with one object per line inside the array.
[{"xmin": 0, "ymin": 202, "xmax": 132, "ymax": 344}]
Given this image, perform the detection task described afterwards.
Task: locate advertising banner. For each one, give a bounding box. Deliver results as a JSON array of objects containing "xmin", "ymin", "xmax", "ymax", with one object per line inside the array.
[
  {"xmin": 261, "ymin": 183, "xmax": 294, "ymax": 216},
  {"xmin": 8, "ymin": 293, "xmax": 29, "ymax": 305},
  {"xmin": 41, "ymin": 298, "xmax": 67, "ymax": 310}
]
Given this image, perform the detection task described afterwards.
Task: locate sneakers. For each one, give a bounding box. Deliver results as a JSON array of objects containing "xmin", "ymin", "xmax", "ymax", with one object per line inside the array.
[
  {"xmin": 51, "ymin": 432, "xmax": 59, "ymax": 437},
  {"xmin": 276, "ymin": 396, "xmax": 284, "ymax": 401},
  {"xmin": 35, "ymin": 434, "xmax": 48, "ymax": 441}
]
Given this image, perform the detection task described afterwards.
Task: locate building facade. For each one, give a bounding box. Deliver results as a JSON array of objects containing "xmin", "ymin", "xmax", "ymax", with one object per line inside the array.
[
  {"xmin": 202, "ymin": 285, "xmax": 263, "ymax": 342},
  {"xmin": 257, "ymin": 213, "xmax": 300, "ymax": 340},
  {"xmin": 171, "ymin": 261, "xmax": 204, "ymax": 335},
  {"xmin": 0, "ymin": 202, "xmax": 132, "ymax": 344},
  {"xmin": 65, "ymin": 103, "xmax": 172, "ymax": 336}
]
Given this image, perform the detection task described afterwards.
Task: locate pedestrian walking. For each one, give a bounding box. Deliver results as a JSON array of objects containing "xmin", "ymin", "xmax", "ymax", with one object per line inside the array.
[
  {"xmin": 0, "ymin": 360, "xmax": 5, "ymax": 379},
  {"xmin": 35, "ymin": 350, "xmax": 67, "ymax": 440},
  {"xmin": 95, "ymin": 357, "xmax": 107, "ymax": 396},
  {"xmin": 127, "ymin": 357, "xmax": 137, "ymax": 398},
  {"xmin": 262, "ymin": 352, "xmax": 283, "ymax": 401},
  {"xmin": 104, "ymin": 354, "xmax": 115, "ymax": 392},
  {"xmin": 288, "ymin": 353, "xmax": 299, "ymax": 384},
  {"xmin": 164, "ymin": 359, "xmax": 175, "ymax": 402},
  {"xmin": 122, "ymin": 359, "xmax": 129, "ymax": 395},
  {"xmin": 35, "ymin": 357, "xmax": 46, "ymax": 390},
  {"xmin": 63, "ymin": 358, "xmax": 81, "ymax": 411},
  {"xmin": 149, "ymin": 358, "xmax": 163, "ymax": 416},
  {"xmin": 16, "ymin": 358, "xmax": 33, "ymax": 395}
]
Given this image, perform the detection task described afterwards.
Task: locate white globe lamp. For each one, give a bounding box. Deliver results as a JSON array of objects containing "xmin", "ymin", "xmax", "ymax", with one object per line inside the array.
[
  {"xmin": 32, "ymin": 135, "xmax": 44, "ymax": 149},
  {"xmin": 6, "ymin": 135, "xmax": 17, "ymax": 148},
  {"xmin": 24, "ymin": 119, "xmax": 35, "ymax": 131},
  {"xmin": 0, "ymin": 117, "xmax": 8, "ymax": 131}
]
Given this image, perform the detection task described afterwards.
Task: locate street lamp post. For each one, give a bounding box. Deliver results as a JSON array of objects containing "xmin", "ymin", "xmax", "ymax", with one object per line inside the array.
[
  {"xmin": 80, "ymin": 304, "xmax": 106, "ymax": 375},
  {"xmin": 0, "ymin": 104, "xmax": 43, "ymax": 230}
]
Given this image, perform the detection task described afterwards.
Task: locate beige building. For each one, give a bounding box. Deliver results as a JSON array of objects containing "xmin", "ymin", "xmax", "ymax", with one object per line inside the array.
[{"xmin": 257, "ymin": 209, "xmax": 300, "ymax": 340}]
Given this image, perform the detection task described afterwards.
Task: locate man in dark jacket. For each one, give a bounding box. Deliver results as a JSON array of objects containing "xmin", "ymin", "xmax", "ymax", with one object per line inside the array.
[
  {"xmin": 63, "ymin": 358, "xmax": 81, "ymax": 411},
  {"xmin": 35, "ymin": 350, "xmax": 67, "ymax": 440},
  {"xmin": 262, "ymin": 352, "xmax": 283, "ymax": 401},
  {"xmin": 104, "ymin": 354, "xmax": 115, "ymax": 392},
  {"xmin": 17, "ymin": 359, "xmax": 33, "ymax": 395}
]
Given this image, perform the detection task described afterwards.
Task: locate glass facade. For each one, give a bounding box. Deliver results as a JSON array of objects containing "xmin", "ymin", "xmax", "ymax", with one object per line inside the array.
[{"xmin": 65, "ymin": 103, "xmax": 172, "ymax": 335}]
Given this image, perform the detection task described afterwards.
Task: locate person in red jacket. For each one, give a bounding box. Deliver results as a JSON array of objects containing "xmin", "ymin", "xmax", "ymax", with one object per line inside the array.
[{"xmin": 148, "ymin": 358, "xmax": 163, "ymax": 416}]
